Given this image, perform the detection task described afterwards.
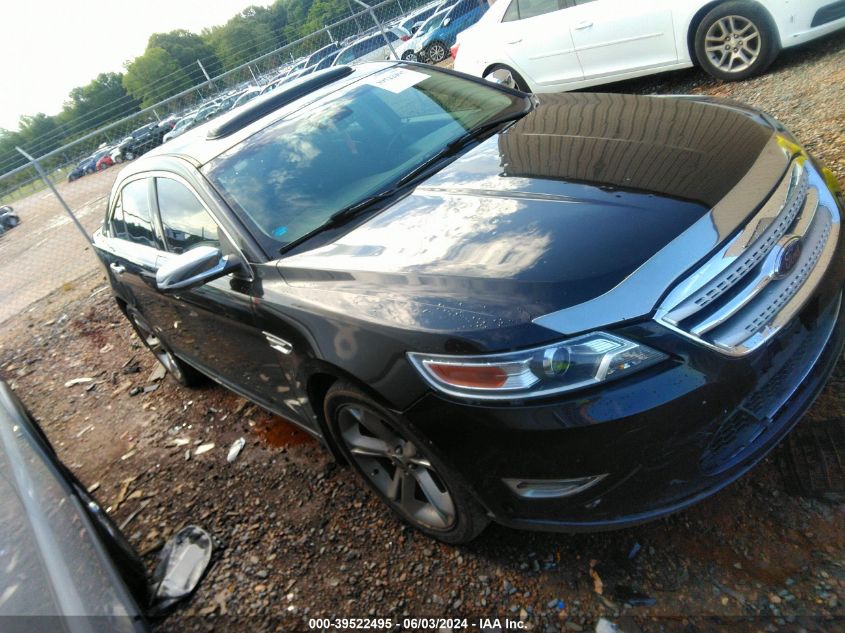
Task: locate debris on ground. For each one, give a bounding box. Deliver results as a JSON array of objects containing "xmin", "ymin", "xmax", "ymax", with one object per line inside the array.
[
  {"xmin": 227, "ymin": 437, "xmax": 246, "ymax": 463},
  {"xmin": 64, "ymin": 377, "xmax": 93, "ymax": 387}
]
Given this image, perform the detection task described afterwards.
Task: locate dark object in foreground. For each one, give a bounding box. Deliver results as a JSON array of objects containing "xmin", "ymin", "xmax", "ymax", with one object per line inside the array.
[
  {"xmin": 91, "ymin": 61, "xmax": 845, "ymax": 543},
  {"xmin": 0, "ymin": 381, "xmax": 211, "ymax": 629},
  {"xmin": 781, "ymin": 418, "xmax": 845, "ymax": 501},
  {"xmin": 0, "ymin": 205, "xmax": 20, "ymax": 233}
]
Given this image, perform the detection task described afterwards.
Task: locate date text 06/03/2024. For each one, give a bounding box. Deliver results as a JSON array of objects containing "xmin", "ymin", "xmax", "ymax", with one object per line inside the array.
[{"xmin": 307, "ymin": 617, "xmax": 527, "ymax": 630}]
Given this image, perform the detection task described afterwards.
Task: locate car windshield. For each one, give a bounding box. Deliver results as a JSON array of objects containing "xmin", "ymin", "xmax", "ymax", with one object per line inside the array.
[
  {"xmin": 204, "ymin": 66, "xmax": 524, "ymax": 253},
  {"xmin": 419, "ymin": 11, "xmax": 447, "ymax": 34}
]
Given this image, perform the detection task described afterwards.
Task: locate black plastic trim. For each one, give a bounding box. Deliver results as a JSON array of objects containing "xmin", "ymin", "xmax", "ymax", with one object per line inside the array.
[
  {"xmin": 206, "ymin": 66, "xmax": 355, "ymax": 140},
  {"xmin": 811, "ymin": 0, "xmax": 845, "ymax": 27}
]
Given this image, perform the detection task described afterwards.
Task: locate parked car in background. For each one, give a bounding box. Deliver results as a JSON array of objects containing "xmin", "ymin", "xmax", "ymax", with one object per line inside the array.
[
  {"xmin": 67, "ymin": 148, "xmax": 112, "ymax": 181},
  {"xmin": 163, "ymin": 111, "xmax": 200, "ymax": 143},
  {"xmin": 310, "ymin": 51, "xmax": 342, "ymax": 73},
  {"xmin": 399, "ymin": 8, "xmax": 451, "ymax": 60},
  {"xmin": 230, "ymin": 86, "xmax": 263, "ymax": 110},
  {"xmin": 214, "ymin": 91, "xmax": 247, "ymax": 114},
  {"xmin": 398, "ymin": 0, "xmax": 448, "ymax": 34},
  {"xmin": 414, "ymin": 0, "xmax": 488, "ymax": 63},
  {"xmin": 332, "ymin": 26, "xmax": 412, "ymax": 66},
  {"xmin": 0, "ymin": 381, "xmax": 211, "ymax": 627},
  {"xmin": 93, "ymin": 63, "xmax": 845, "ymax": 544},
  {"xmin": 193, "ymin": 100, "xmax": 224, "ymax": 126},
  {"xmin": 302, "ymin": 41, "xmax": 342, "ymax": 70},
  {"xmin": 454, "ymin": 0, "xmax": 845, "ymax": 92},
  {"xmin": 116, "ymin": 123, "xmax": 162, "ymax": 162},
  {"xmin": 96, "ymin": 151, "xmax": 115, "ymax": 171}
]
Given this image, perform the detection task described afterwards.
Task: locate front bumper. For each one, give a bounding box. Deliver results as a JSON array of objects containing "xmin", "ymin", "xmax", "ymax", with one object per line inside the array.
[{"xmin": 403, "ymin": 177, "xmax": 845, "ymax": 531}]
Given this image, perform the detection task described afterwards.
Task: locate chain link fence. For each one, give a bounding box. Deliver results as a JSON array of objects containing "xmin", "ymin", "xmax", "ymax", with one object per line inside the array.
[{"xmin": 0, "ymin": 0, "xmax": 444, "ymax": 325}]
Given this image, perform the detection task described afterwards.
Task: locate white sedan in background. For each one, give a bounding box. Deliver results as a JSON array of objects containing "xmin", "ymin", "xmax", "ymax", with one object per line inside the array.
[{"xmin": 453, "ymin": 0, "xmax": 845, "ymax": 92}]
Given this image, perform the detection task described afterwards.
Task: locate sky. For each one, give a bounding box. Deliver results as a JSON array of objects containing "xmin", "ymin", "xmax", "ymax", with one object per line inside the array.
[{"xmin": 0, "ymin": 0, "xmax": 274, "ymax": 131}]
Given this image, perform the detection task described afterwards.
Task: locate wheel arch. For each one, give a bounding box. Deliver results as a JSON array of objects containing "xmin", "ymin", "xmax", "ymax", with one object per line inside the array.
[
  {"xmin": 686, "ymin": 0, "xmax": 780, "ymax": 65},
  {"xmin": 304, "ymin": 360, "xmax": 412, "ymax": 464},
  {"xmin": 481, "ymin": 62, "xmax": 531, "ymax": 92}
]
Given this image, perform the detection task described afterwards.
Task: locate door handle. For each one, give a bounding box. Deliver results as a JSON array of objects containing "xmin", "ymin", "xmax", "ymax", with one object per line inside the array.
[
  {"xmin": 110, "ymin": 263, "xmax": 126, "ymax": 275},
  {"xmin": 506, "ymin": 38, "xmax": 523, "ymax": 44},
  {"xmin": 574, "ymin": 20, "xmax": 594, "ymax": 30}
]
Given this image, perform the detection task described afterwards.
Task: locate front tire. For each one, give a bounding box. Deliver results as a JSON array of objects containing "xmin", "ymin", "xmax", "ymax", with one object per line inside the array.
[
  {"xmin": 324, "ymin": 381, "xmax": 489, "ymax": 544},
  {"xmin": 425, "ymin": 40, "xmax": 448, "ymax": 64},
  {"xmin": 694, "ymin": 1, "xmax": 779, "ymax": 81},
  {"xmin": 401, "ymin": 50, "xmax": 417, "ymax": 62},
  {"xmin": 125, "ymin": 306, "xmax": 204, "ymax": 388}
]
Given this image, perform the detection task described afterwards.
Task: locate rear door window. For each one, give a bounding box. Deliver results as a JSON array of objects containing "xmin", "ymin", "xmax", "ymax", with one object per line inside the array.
[
  {"xmin": 111, "ymin": 179, "xmax": 158, "ymax": 248},
  {"xmin": 503, "ymin": 0, "xmax": 565, "ymax": 21}
]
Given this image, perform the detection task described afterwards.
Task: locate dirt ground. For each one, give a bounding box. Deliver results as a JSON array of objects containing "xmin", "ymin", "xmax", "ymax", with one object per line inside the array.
[{"xmin": 1, "ymin": 33, "xmax": 845, "ymax": 633}]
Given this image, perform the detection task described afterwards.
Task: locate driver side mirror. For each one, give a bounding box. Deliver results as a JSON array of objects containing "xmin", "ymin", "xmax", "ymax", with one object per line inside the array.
[
  {"xmin": 443, "ymin": 17, "xmax": 451, "ymax": 26},
  {"xmin": 156, "ymin": 246, "xmax": 242, "ymax": 292}
]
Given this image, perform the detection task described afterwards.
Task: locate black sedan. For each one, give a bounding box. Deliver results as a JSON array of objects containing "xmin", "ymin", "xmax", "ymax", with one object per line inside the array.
[{"xmin": 93, "ymin": 62, "xmax": 845, "ymax": 543}]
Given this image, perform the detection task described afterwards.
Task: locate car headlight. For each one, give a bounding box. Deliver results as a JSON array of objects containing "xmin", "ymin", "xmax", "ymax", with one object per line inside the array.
[{"xmin": 407, "ymin": 332, "xmax": 667, "ymax": 401}]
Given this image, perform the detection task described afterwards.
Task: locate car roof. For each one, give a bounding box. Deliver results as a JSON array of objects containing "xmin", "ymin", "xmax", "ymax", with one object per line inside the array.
[{"xmin": 121, "ymin": 63, "xmax": 393, "ymax": 173}]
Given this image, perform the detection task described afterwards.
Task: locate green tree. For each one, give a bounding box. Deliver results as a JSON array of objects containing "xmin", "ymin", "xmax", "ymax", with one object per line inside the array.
[
  {"xmin": 148, "ymin": 30, "xmax": 222, "ymax": 83},
  {"xmin": 206, "ymin": 14, "xmax": 277, "ymax": 71},
  {"xmin": 123, "ymin": 48, "xmax": 194, "ymax": 108},
  {"xmin": 17, "ymin": 113, "xmax": 62, "ymax": 156},
  {"xmin": 0, "ymin": 128, "xmax": 26, "ymax": 174},
  {"xmin": 60, "ymin": 72, "xmax": 139, "ymax": 133}
]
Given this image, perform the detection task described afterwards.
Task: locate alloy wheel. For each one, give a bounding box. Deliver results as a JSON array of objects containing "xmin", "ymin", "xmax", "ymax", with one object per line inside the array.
[
  {"xmin": 704, "ymin": 15, "xmax": 761, "ymax": 73},
  {"xmin": 130, "ymin": 313, "xmax": 185, "ymax": 384},
  {"xmin": 337, "ymin": 404, "xmax": 456, "ymax": 531},
  {"xmin": 427, "ymin": 42, "xmax": 446, "ymax": 64}
]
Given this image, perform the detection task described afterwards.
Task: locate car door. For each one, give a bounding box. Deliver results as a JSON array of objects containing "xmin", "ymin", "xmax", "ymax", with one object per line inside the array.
[
  {"xmin": 96, "ymin": 177, "xmax": 172, "ymax": 330},
  {"xmin": 442, "ymin": 0, "xmax": 475, "ymax": 42},
  {"xmin": 151, "ymin": 175, "xmax": 301, "ymax": 416},
  {"xmin": 567, "ymin": 0, "xmax": 678, "ymax": 81},
  {"xmin": 493, "ymin": 0, "xmax": 584, "ymax": 87}
]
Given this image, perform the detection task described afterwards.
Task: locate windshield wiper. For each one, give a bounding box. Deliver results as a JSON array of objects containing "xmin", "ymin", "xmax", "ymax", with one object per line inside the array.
[
  {"xmin": 395, "ymin": 108, "xmax": 530, "ymax": 188},
  {"xmin": 279, "ymin": 188, "xmax": 406, "ymax": 255},
  {"xmin": 327, "ymin": 188, "xmax": 402, "ymax": 224}
]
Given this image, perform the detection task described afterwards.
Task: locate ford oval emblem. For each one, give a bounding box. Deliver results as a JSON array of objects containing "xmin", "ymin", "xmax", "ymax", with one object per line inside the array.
[{"xmin": 774, "ymin": 237, "xmax": 802, "ymax": 279}]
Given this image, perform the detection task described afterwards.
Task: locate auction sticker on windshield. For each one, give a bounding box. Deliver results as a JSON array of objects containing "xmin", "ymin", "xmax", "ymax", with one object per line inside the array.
[{"xmin": 363, "ymin": 67, "xmax": 428, "ymax": 93}]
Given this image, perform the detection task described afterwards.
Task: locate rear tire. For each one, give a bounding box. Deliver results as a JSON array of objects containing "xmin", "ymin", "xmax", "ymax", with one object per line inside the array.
[
  {"xmin": 694, "ymin": 1, "xmax": 779, "ymax": 81},
  {"xmin": 125, "ymin": 306, "xmax": 205, "ymax": 388},
  {"xmin": 324, "ymin": 381, "xmax": 489, "ymax": 544}
]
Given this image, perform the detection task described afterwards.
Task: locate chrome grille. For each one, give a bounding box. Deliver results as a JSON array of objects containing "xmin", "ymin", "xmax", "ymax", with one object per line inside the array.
[{"xmin": 655, "ymin": 161, "xmax": 840, "ymax": 356}]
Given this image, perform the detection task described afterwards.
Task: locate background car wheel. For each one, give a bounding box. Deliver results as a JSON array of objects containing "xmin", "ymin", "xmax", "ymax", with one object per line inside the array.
[
  {"xmin": 124, "ymin": 152, "xmax": 135, "ymax": 161},
  {"xmin": 84, "ymin": 167, "xmax": 95, "ymax": 175},
  {"xmin": 125, "ymin": 306, "xmax": 204, "ymax": 388},
  {"xmin": 324, "ymin": 381, "xmax": 489, "ymax": 544},
  {"xmin": 426, "ymin": 40, "xmax": 448, "ymax": 64},
  {"xmin": 694, "ymin": 1, "xmax": 779, "ymax": 81},
  {"xmin": 115, "ymin": 155, "xmax": 124, "ymax": 164},
  {"xmin": 401, "ymin": 50, "xmax": 417, "ymax": 62},
  {"xmin": 483, "ymin": 64, "xmax": 530, "ymax": 92},
  {"xmin": 4, "ymin": 216, "xmax": 19, "ymax": 228}
]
